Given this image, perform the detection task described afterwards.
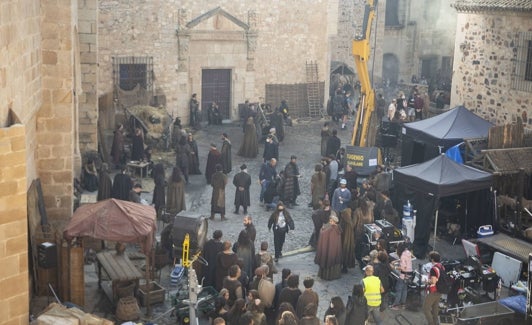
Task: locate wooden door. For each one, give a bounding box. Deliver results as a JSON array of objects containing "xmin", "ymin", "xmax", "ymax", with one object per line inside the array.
[{"xmin": 201, "ymin": 69, "xmax": 231, "ymax": 119}]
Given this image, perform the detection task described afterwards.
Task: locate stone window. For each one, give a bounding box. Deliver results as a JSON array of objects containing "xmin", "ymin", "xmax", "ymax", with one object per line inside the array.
[
  {"xmin": 112, "ymin": 56, "xmax": 153, "ymax": 91},
  {"xmin": 385, "ymin": 0, "xmax": 401, "ymax": 27},
  {"xmin": 512, "ymin": 32, "xmax": 532, "ymax": 93}
]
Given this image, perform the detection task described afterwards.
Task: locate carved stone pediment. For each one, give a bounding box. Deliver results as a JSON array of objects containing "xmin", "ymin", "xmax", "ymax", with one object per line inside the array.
[
  {"xmin": 176, "ymin": 7, "xmax": 258, "ymax": 71},
  {"xmin": 186, "ymin": 7, "xmax": 249, "ymax": 32}
]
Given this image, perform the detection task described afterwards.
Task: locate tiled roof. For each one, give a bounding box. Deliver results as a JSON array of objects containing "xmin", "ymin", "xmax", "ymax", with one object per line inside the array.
[{"xmin": 452, "ymin": 0, "xmax": 532, "ymax": 12}]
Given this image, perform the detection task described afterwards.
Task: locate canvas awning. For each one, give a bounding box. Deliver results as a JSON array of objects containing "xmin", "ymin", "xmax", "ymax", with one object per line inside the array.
[{"xmin": 63, "ymin": 198, "xmax": 156, "ymax": 254}]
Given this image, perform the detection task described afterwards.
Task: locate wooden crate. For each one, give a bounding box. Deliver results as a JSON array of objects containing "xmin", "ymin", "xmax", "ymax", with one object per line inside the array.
[{"xmin": 137, "ymin": 281, "xmax": 165, "ymax": 306}]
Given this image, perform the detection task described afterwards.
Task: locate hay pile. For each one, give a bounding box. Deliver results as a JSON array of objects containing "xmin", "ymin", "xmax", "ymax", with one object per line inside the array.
[{"xmin": 127, "ymin": 105, "xmax": 172, "ymax": 143}]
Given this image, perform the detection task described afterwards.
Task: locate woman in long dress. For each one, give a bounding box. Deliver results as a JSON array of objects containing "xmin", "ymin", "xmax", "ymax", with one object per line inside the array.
[
  {"xmin": 238, "ymin": 117, "xmax": 259, "ymax": 158},
  {"xmin": 166, "ymin": 166, "xmax": 186, "ymax": 214}
]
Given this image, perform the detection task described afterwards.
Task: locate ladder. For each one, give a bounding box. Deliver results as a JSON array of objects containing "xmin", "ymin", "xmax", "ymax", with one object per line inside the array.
[{"xmin": 306, "ymin": 61, "xmax": 322, "ymax": 118}]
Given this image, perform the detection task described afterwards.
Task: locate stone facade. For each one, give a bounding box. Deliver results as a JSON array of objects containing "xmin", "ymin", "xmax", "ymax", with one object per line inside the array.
[
  {"xmin": 1, "ymin": 0, "xmax": 80, "ymax": 322},
  {"xmin": 332, "ymin": 0, "xmax": 456, "ymax": 94},
  {"xmin": 97, "ymin": 1, "xmax": 333, "ymax": 120},
  {"xmin": 0, "ymin": 124, "xmax": 29, "ymax": 324},
  {"xmin": 451, "ymin": 10, "xmax": 532, "ymax": 126}
]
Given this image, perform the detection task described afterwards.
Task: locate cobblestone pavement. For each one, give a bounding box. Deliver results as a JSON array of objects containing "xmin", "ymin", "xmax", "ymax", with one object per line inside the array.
[{"xmin": 31, "ymin": 118, "xmax": 469, "ymax": 324}]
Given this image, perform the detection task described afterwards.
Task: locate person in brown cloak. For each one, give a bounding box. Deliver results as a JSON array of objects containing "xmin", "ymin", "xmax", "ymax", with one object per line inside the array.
[
  {"xmin": 221, "ymin": 133, "xmax": 232, "ymax": 174},
  {"xmin": 310, "ymin": 164, "xmax": 326, "ymax": 210},
  {"xmin": 166, "ymin": 166, "xmax": 186, "ymax": 214},
  {"xmin": 309, "ymin": 199, "xmax": 332, "ymax": 248},
  {"xmin": 205, "ymin": 143, "xmax": 222, "ymax": 184},
  {"xmin": 315, "ymin": 212, "xmax": 343, "ymax": 280},
  {"xmin": 97, "ymin": 163, "xmax": 113, "ymax": 201},
  {"xmin": 340, "ymin": 207, "xmax": 357, "ymax": 271},
  {"xmin": 110, "ymin": 123, "xmax": 124, "ymax": 168},
  {"xmin": 238, "ymin": 116, "xmax": 259, "ymax": 158},
  {"xmin": 210, "ymin": 164, "xmax": 228, "ymax": 221}
]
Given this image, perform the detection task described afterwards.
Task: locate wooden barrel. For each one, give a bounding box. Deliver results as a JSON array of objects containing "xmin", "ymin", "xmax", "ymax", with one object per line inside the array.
[{"xmin": 116, "ymin": 296, "xmax": 140, "ymax": 321}]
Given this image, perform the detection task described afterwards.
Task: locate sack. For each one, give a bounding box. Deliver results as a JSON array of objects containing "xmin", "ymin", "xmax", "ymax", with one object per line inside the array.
[{"xmin": 434, "ymin": 264, "xmax": 451, "ymax": 294}]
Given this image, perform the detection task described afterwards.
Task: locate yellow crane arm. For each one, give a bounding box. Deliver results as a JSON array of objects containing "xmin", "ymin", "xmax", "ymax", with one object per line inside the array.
[{"xmin": 351, "ymin": 0, "xmax": 377, "ymax": 147}]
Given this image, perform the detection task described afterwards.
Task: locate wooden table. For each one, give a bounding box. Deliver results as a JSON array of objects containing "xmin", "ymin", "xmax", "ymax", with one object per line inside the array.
[
  {"xmin": 96, "ymin": 251, "xmax": 143, "ymax": 303},
  {"xmin": 127, "ymin": 161, "xmax": 151, "ymax": 186}
]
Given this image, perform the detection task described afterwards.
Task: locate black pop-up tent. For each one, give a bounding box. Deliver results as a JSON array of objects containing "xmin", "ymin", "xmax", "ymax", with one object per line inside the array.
[
  {"xmin": 393, "ymin": 154, "xmax": 493, "ymax": 256},
  {"xmin": 401, "ymin": 106, "xmax": 493, "ymax": 166}
]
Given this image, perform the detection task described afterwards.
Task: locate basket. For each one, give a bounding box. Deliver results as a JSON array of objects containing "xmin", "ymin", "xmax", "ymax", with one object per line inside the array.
[{"xmin": 116, "ymin": 296, "xmax": 140, "ymax": 321}]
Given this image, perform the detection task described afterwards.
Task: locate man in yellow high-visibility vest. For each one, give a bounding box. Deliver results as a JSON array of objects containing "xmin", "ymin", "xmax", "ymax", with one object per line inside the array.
[{"xmin": 362, "ymin": 265, "xmax": 384, "ymax": 325}]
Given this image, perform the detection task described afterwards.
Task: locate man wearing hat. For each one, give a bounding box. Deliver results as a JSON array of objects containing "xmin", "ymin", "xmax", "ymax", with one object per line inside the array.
[
  {"xmin": 233, "ymin": 164, "xmax": 251, "ymax": 214},
  {"xmin": 332, "ymin": 178, "xmax": 351, "ymax": 213},
  {"xmin": 283, "ymin": 155, "xmax": 301, "ymax": 208}
]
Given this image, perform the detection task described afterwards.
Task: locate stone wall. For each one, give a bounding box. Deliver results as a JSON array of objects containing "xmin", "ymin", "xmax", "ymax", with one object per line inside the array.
[
  {"xmin": 78, "ymin": 0, "xmax": 99, "ymax": 154},
  {"xmin": 97, "ymin": 0, "xmax": 331, "ymax": 120},
  {"xmin": 37, "ymin": 0, "xmax": 77, "ymax": 222},
  {"xmin": 451, "ymin": 12, "xmax": 532, "ymax": 126},
  {"xmin": 0, "ymin": 124, "xmax": 29, "ymax": 324}
]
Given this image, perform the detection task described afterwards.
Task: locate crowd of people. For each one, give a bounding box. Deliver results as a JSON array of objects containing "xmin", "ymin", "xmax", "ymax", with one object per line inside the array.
[{"xmin": 77, "ymin": 94, "xmax": 448, "ymax": 325}]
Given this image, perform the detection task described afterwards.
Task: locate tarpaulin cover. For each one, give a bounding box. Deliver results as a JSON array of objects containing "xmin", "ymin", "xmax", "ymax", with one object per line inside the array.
[
  {"xmin": 63, "ymin": 198, "xmax": 156, "ymax": 254},
  {"xmin": 401, "ymin": 106, "xmax": 493, "ymax": 166},
  {"xmin": 393, "ymin": 154, "xmax": 492, "ymax": 197},
  {"xmin": 403, "ymin": 106, "xmax": 493, "ymax": 147}
]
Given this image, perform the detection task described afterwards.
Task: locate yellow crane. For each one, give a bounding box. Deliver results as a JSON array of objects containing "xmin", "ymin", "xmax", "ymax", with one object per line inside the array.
[{"xmin": 351, "ymin": 0, "xmax": 377, "ymax": 147}]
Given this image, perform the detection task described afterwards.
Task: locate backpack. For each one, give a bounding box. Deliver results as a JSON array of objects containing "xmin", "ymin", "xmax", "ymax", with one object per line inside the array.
[{"xmin": 434, "ymin": 264, "xmax": 451, "ymax": 294}]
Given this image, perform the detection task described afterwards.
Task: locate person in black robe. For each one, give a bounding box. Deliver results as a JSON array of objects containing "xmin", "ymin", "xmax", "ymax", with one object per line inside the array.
[
  {"xmin": 215, "ymin": 241, "xmax": 239, "ymax": 291},
  {"xmin": 110, "ymin": 123, "xmax": 124, "ymax": 168},
  {"xmin": 269, "ymin": 108, "xmax": 285, "ymax": 142},
  {"xmin": 325, "ymin": 129, "xmax": 341, "ymax": 158},
  {"xmin": 233, "ymin": 164, "xmax": 251, "ymax": 214},
  {"xmin": 151, "ymin": 163, "xmax": 166, "ymax": 218},
  {"xmin": 283, "ymin": 155, "xmax": 301, "ymax": 207},
  {"xmin": 111, "ymin": 168, "xmax": 132, "ymax": 201},
  {"xmin": 202, "ymin": 230, "xmax": 223, "ymax": 288},
  {"xmin": 263, "ymin": 134, "xmax": 278, "ymax": 163},
  {"xmin": 187, "ymin": 133, "xmax": 201, "ymax": 174},
  {"xmin": 176, "ymin": 137, "xmax": 191, "ymax": 183},
  {"xmin": 82, "ymin": 159, "xmax": 99, "ymax": 192},
  {"xmin": 97, "ymin": 163, "xmax": 113, "ymax": 201},
  {"xmin": 131, "ymin": 127, "xmax": 145, "ymax": 161},
  {"xmin": 221, "ymin": 133, "xmax": 232, "ymax": 174},
  {"xmin": 189, "ymin": 93, "xmax": 200, "ymax": 129},
  {"xmin": 205, "ymin": 143, "xmax": 222, "ymax": 184},
  {"xmin": 243, "ymin": 215, "xmax": 257, "ymax": 244},
  {"xmin": 309, "ymin": 200, "xmax": 332, "ymax": 248}
]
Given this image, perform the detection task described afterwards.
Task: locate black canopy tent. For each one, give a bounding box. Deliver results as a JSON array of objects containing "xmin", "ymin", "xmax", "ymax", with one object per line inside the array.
[
  {"xmin": 393, "ymin": 154, "xmax": 493, "ymax": 256},
  {"xmin": 401, "ymin": 106, "xmax": 493, "ymax": 166}
]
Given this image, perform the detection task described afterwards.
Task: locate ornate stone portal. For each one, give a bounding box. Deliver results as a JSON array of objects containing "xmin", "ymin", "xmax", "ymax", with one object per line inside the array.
[{"xmin": 175, "ymin": 7, "xmax": 257, "ymax": 119}]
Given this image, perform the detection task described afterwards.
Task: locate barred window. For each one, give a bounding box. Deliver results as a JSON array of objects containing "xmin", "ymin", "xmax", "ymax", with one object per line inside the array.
[
  {"xmin": 112, "ymin": 56, "xmax": 153, "ymax": 91},
  {"xmin": 525, "ymin": 40, "xmax": 532, "ymax": 82},
  {"xmin": 512, "ymin": 32, "xmax": 532, "ymax": 92}
]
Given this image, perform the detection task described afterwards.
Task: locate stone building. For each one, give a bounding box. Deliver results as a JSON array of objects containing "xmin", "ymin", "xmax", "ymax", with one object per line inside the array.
[
  {"xmin": 451, "ymin": 0, "xmax": 532, "ymax": 126},
  {"xmin": 97, "ymin": 1, "xmax": 338, "ymax": 121},
  {"xmin": 331, "ymin": 0, "xmax": 456, "ymax": 97}
]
